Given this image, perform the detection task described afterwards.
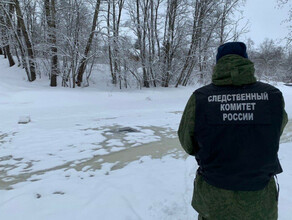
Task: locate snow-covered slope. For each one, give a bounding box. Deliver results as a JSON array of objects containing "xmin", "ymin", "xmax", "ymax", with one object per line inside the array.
[{"xmin": 0, "ymin": 57, "xmax": 291, "ymax": 220}]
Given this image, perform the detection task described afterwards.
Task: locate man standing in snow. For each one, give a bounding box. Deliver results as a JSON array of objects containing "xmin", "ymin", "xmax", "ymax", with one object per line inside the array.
[{"xmin": 178, "ymin": 42, "xmax": 288, "ymax": 220}]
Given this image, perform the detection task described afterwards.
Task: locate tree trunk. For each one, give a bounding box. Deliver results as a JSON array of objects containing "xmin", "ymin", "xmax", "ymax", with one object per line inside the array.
[
  {"xmin": 175, "ymin": 0, "xmax": 207, "ymax": 87},
  {"xmin": 45, "ymin": 0, "xmax": 59, "ymax": 87},
  {"xmin": 4, "ymin": 45, "xmax": 15, "ymax": 67},
  {"xmin": 76, "ymin": 0, "xmax": 101, "ymax": 87},
  {"xmin": 3, "ymin": 47, "xmax": 7, "ymax": 58},
  {"xmin": 136, "ymin": 0, "xmax": 149, "ymax": 88},
  {"xmin": 14, "ymin": 0, "xmax": 36, "ymax": 81},
  {"xmin": 14, "ymin": 45, "xmax": 21, "ymax": 66},
  {"xmin": 0, "ymin": 5, "xmax": 15, "ymax": 67},
  {"xmin": 147, "ymin": 0, "xmax": 156, "ymax": 87},
  {"xmin": 162, "ymin": 0, "xmax": 178, "ymax": 87},
  {"xmin": 0, "ymin": 9, "xmax": 5, "ymax": 56},
  {"xmin": 112, "ymin": 0, "xmax": 120, "ymax": 87},
  {"xmin": 154, "ymin": 1, "xmax": 161, "ymax": 60},
  {"xmin": 3, "ymin": 3, "xmax": 28, "ymax": 72},
  {"xmin": 4, "ymin": 5, "xmax": 15, "ymax": 67},
  {"xmin": 107, "ymin": 1, "xmax": 116, "ymax": 85}
]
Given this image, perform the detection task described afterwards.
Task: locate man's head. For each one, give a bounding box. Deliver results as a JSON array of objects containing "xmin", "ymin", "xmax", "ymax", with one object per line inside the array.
[{"xmin": 216, "ymin": 42, "xmax": 248, "ymax": 63}]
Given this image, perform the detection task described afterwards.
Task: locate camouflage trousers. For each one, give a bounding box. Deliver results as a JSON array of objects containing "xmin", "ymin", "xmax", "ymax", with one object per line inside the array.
[{"xmin": 192, "ymin": 174, "xmax": 278, "ymax": 220}]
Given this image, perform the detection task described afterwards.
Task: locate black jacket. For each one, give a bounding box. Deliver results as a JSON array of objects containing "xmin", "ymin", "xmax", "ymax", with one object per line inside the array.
[{"xmin": 194, "ymin": 82, "xmax": 283, "ymax": 191}]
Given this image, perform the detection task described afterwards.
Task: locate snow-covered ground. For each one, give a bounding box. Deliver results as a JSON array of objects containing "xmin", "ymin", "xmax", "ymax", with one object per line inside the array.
[{"xmin": 0, "ymin": 57, "xmax": 291, "ymax": 220}]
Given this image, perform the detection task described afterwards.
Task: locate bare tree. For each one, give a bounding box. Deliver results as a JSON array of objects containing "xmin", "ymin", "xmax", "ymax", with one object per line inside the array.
[
  {"xmin": 278, "ymin": 0, "xmax": 292, "ymax": 45},
  {"xmin": 76, "ymin": 0, "xmax": 101, "ymax": 87},
  {"xmin": 45, "ymin": 0, "xmax": 59, "ymax": 87},
  {"xmin": 0, "ymin": 5, "xmax": 15, "ymax": 66},
  {"xmin": 176, "ymin": 0, "xmax": 216, "ymax": 87},
  {"xmin": 251, "ymin": 39, "xmax": 286, "ymax": 80},
  {"xmin": 14, "ymin": 0, "xmax": 37, "ymax": 81},
  {"xmin": 161, "ymin": 0, "xmax": 179, "ymax": 87},
  {"xmin": 0, "ymin": 0, "xmax": 251, "ymax": 88},
  {"xmin": 106, "ymin": 0, "xmax": 125, "ymax": 88}
]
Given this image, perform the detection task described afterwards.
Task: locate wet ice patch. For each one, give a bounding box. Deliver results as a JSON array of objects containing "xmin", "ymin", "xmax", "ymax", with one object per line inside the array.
[
  {"xmin": 124, "ymin": 128, "xmax": 160, "ymax": 146},
  {"xmin": 0, "ymin": 122, "xmax": 180, "ymax": 191},
  {"xmin": 106, "ymin": 139, "xmax": 124, "ymax": 147},
  {"xmin": 0, "ymin": 126, "xmax": 107, "ymax": 176},
  {"xmin": 111, "ymin": 146, "xmax": 126, "ymax": 152},
  {"xmin": 94, "ymin": 149, "xmax": 108, "ymax": 155},
  {"xmin": 281, "ymin": 121, "xmax": 292, "ymax": 144},
  {"xmin": 101, "ymin": 162, "xmax": 119, "ymax": 175},
  {"xmin": 0, "ymin": 131, "xmax": 17, "ymax": 147},
  {"xmin": 89, "ymin": 125, "xmax": 165, "ymax": 154}
]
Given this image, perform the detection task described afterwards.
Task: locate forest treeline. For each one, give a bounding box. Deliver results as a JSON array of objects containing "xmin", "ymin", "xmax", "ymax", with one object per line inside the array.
[{"xmin": 0, "ymin": 0, "xmax": 291, "ymax": 88}]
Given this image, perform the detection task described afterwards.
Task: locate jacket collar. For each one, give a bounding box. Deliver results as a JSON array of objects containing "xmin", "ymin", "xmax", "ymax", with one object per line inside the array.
[{"xmin": 212, "ymin": 54, "xmax": 257, "ymax": 86}]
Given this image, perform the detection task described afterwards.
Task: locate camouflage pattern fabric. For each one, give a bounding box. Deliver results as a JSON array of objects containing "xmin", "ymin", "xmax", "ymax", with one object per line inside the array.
[
  {"xmin": 212, "ymin": 54, "xmax": 256, "ymax": 86},
  {"xmin": 192, "ymin": 174, "xmax": 278, "ymax": 220},
  {"xmin": 178, "ymin": 54, "xmax": 288, "ymax": 220}
]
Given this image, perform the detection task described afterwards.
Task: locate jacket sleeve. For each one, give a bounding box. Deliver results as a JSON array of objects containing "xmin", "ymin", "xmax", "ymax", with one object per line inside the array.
[
  {"xmin": 281, "ymin": 96, "xmax": 288, "ymax": 136},
  {"xmin": 178, "ymin": 93, "xmax": 199, "ymax": 156}
]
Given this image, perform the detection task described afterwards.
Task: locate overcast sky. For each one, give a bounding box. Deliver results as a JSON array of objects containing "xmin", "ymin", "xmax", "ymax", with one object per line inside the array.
[{"xmin": 238, "ymin": 0, "xmax": 290, "ymax": 46}]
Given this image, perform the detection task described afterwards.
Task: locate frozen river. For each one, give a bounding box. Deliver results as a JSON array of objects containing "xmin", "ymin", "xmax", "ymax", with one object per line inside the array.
[
  {"xmin": 0, "ymin": 124, "xmax": 183, "ymax": 190},
  {"xmin": 1, "ymin": 120, "xmax": 291, "ymax": 191}
]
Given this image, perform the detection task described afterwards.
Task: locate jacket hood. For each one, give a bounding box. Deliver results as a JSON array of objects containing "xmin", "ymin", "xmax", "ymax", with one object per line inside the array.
[{"xmin": 212, "ymin": 54, "xmax": 256, "ymax": 86}]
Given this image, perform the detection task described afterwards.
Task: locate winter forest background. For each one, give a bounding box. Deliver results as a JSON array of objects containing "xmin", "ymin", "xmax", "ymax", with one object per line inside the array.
[{"xmin": 0, "ymin": 0, "xmax": 291, "ymax": 89}]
